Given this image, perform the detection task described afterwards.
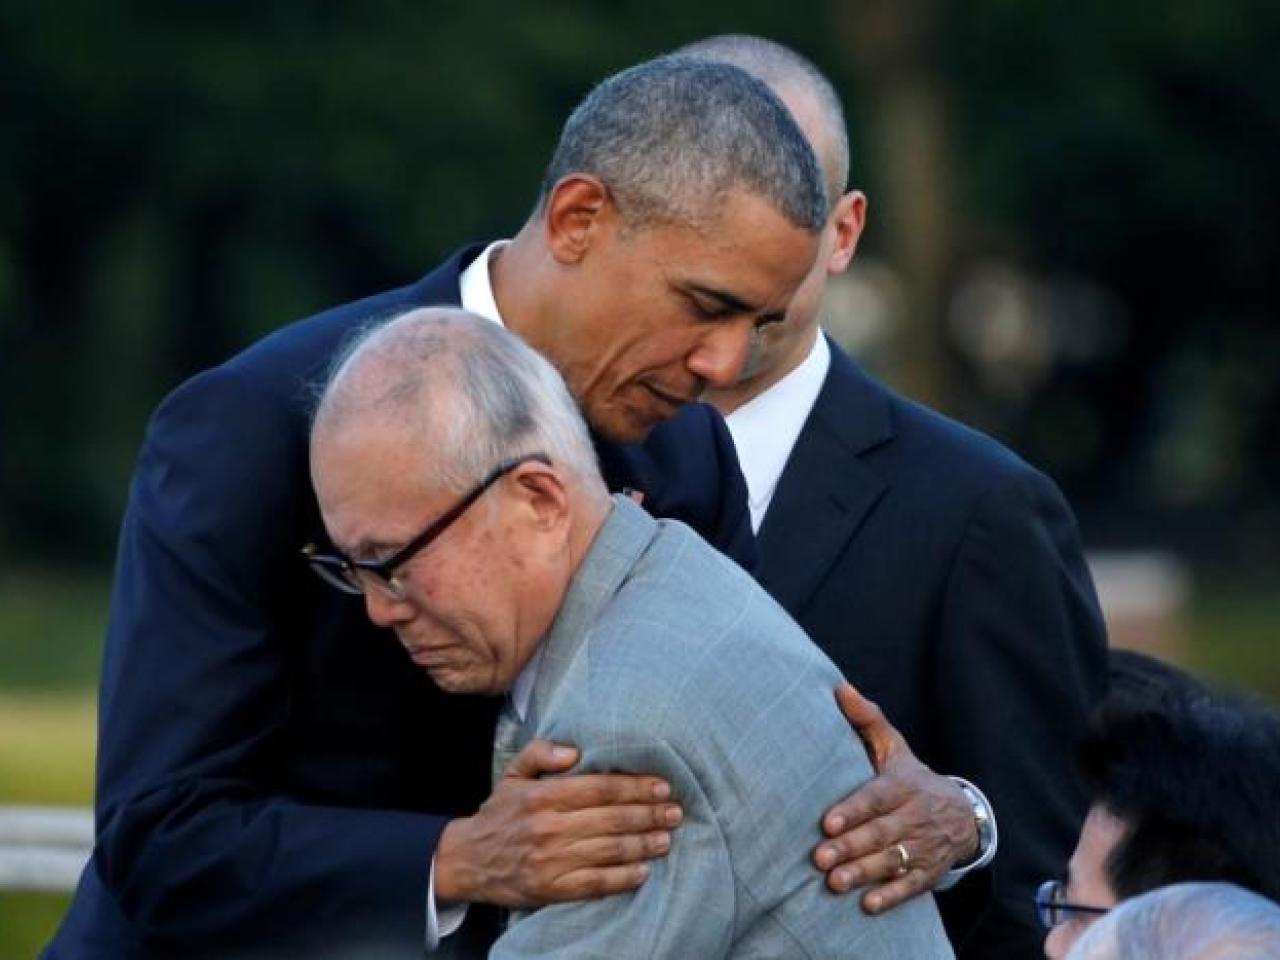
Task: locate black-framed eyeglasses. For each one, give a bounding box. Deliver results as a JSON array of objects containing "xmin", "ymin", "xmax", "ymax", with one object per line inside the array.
[
  {"xmin": 1034, "ymin": 879, "xmax": 1112, "ymax": 930},
  {"xmin": 302, "ymin": 452, "xmax": 552, "ymax": 601}
]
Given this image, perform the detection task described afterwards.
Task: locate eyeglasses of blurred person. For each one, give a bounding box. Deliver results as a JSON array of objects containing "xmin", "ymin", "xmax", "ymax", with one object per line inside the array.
[{"xmin": 1036, "ymin": 878, "xmax": 1111, "ymax": 930}]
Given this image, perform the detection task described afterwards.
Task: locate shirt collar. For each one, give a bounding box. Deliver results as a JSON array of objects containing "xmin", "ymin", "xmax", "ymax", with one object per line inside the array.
[
  {"xmin": 509, "ymin": 644, "xmax": 545, "ymax": 723},
  {"xmin": 457, "ymin": 239, "xmax": 511, "ymax": 326},
  {"xmin": 724, "ymin": 332, "xmax": 831, "ymax": 532}
]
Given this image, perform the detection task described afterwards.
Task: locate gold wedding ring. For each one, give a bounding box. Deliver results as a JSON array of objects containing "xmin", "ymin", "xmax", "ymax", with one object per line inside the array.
[{"xmin": 894, "ymin": 842, "xmax": 911, "ymax": 877}]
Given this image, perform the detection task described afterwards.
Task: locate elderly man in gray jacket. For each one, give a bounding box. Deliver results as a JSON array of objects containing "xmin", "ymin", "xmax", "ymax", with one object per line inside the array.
[{"xmin": 308, "ymin": 306, "xmax": 953, "ymax": 959}]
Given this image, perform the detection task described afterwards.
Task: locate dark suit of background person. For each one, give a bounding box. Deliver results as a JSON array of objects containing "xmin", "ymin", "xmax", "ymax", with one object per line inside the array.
[
  {"xmin": 43, "ymin": 244, "xmax": 753, "ymax": 960},
  {"xmin": 752, "ymin": 338, "xmax": 1108, "ymax": 958}
]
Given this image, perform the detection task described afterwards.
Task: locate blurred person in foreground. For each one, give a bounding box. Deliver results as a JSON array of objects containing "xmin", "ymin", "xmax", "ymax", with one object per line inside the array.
[
  {"xmin": 46, "ymin": 54, "xmax": 975, "ymax": 959},
  {"xmin": 1038, "ymin": 685, "xmax": 1280, "ymax": 959},
  {"xmin": 1065, "ymin": 883, "xmax": 1280, "ymax": 960},
  {"xmin": 685, "ymin": 34, "xmax": 1108, "ymax": 958},
  {"xmin": 309, "ymin": 306, "xmax": 956, "ymax": 958}
]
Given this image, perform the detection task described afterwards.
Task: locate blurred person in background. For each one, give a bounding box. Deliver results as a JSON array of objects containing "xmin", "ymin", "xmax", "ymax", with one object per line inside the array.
[
  {"xmin": 687, "ymin": 34, "xmax": 1107, "ymax": 959},
  {"xmin": 1038, "ymin": 685, "xmax": 1280, "ymax": 958},
  {"xmin": 1064, "ymin": 883, "xmax": 1280, "ymax": 960}
]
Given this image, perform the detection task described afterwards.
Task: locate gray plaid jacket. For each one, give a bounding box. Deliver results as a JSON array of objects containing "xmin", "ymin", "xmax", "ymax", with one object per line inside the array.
[{"xmin": 491, "ymin": 496, "xmax": 954, "ymax": 960}]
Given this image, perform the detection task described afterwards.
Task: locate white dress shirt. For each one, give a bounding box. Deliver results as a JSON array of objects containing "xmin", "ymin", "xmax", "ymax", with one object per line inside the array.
[
  {"xmin": 458, "ymin": 239, "xmax": 510, "ymax": 327},
  {"xmin": 725, "ymin": 332, "xmax": 830, "ymax": 533}
]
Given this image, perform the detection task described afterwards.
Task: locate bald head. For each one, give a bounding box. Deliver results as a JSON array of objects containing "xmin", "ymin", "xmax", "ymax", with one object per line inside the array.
[
  {"xmin": 1067, "ymin": 883, "xmax": 1280, "ymax": 960},
  {"xmin": 312, "ymin": 307, "xmax": 604, "ymax": 497},
  {"xmin": 678, "ymin": 34, "xmax": 850, "ymax": 206}
]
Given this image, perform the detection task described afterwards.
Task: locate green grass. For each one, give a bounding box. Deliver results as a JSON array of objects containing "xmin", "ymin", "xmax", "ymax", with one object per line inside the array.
[
  {"xmin": 0, "ymin": 892, "xmax": 71, "ymax": 958},
  {"xmin": 0, "ymin": 692, "xmax": 97, "ymax": 804},
  {"xmin": 0, "ymin": 692, "xmax": 95, "ymax": 959}
]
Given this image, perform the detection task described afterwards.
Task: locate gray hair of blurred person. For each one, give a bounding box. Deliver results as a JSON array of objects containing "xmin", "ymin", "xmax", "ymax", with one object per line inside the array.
[
  {"xmin": 676, "ymin": 34, "xmax": 851, "ymax": 208},
  {"xmin": 540, "ymin": 54, "xmax": 827, "ymax": 231},
  {"xmin": 1066, "ymin": 883, "xmax": 1280, "ymax": 960},
  {"xmin": 314, "ymin": 307, "xmax": 607, "ymax": 500}
]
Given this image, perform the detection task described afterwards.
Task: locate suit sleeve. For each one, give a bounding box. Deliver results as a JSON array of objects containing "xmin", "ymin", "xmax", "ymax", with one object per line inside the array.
[
  {"xmin": 91, "ymin": 364, "xmax": 444, "ymax": 955},
  {"xmin": 932, "ymin": 465, "xmax": 1107, "ymax": 959},
  {"xmin": 491, "ymin": 740, "xmax": 735, "ymax": 960}
]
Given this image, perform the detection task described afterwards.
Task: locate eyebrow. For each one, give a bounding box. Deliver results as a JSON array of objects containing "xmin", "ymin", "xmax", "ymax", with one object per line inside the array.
[{"xmin": 684, "ymin": 283, "xmax": 762, "ymax": 316}]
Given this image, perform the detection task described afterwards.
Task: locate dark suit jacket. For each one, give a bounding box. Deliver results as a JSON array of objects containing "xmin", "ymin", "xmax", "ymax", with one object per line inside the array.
[
  {"xmin": 755, "ymin": 339, "xmax": 1107, "ymax": 959},
  {"xmin": 44, "ymin": 246, "xmax": 752, "ymax": 959}
]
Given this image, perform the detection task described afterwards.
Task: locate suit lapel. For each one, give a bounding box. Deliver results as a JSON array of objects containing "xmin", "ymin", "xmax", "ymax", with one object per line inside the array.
[
  {"xmin": 525, "ymin": 497, "xmax": 658, "ymax": 733},
  {"xmin": 755, "ymin": 340, "xmax": 894, "ymax": 617}
]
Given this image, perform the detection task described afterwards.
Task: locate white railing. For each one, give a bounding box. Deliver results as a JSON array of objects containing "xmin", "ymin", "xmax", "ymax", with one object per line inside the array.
[{"xmin": 0, "ymin": 805, "xmax": 93, "ymax": 892}]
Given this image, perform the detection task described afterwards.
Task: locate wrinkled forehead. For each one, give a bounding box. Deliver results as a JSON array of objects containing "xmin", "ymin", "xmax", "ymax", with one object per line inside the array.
[{"xmin": 312, "ymin": 417, "xmax": 433, "ymax": 517}]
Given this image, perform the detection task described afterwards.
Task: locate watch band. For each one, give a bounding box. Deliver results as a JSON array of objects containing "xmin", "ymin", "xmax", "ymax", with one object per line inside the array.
[{"xmin": 935, "ymin": 776, "xmax": 999, "ymax": 890}]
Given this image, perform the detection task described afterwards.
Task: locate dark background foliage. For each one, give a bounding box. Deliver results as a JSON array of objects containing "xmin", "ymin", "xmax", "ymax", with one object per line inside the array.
[{"xmin": 2, "ymin": 0, "xmax": 1276, "ymax": 576}]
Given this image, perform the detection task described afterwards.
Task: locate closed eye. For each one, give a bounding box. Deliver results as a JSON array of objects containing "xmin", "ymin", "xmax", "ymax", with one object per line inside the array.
[
  {"xmin": 680, "ymin": 283, "xmax": 759, "ymax": 321},
  {"xmin": 685, "ymin": 294, "xmax": 735, "ymax": 321}
]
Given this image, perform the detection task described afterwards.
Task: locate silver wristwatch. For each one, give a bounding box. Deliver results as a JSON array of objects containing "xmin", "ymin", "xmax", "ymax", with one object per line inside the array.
[{"xmin": 935, "ymin": 776, "xmax": 999, "ymax": 890}]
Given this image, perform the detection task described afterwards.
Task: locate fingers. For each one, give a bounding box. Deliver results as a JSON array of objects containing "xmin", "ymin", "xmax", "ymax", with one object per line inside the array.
[
  {"xmin": 547, "ymin": 862, "xmax": 652, "ymax": 901},
  {"xmin": 562, "ymin": 829, "xmax": 672, "ymax": 869},
  {"xmin": 815, "ymin": 810, "xmax": 905, "ymax": 881},
  {"xmin": 821, "ymin": 771, "xmax": 907, "ymax": 838},
  {"xmin": 814, "ymin": 766, "xmax": 977, "ymax": 915},
  {"xmin": 820, "ymin": 838, "xmax": 938, "ymax": 893},
  {"xmin": 860, "ymin": 866, "xmax": 936, "ymax": 915},
  {"xmin": 834, "ymin": 683, "xmax": 904, "ymax": 771},
  {"xmin": 503, "ymin": 746, "xmax": 674, "ymax": 812},
  {"xmin": 504, "ymin": 738, "xmax": 581, "ymax": 778},
  {"xmin": 834, "ymin": 681, "xmax": 885, "ymax": 731},
  {"xmin": 449, "ymin": 789, "xmax": 680, "ymax": 907},
  {"xmin": 547, "ymin": 801, "xmax": 683, "ymax": 844}
]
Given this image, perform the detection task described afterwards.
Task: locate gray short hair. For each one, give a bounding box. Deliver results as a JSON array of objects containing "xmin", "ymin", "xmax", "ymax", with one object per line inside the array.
[
  {"xmin": 313, "ymin": 308, "xmax": 606, "ymax": 497},
  {"xmin": 1068, "ymin": 883, "xmax": 1280, "ymax": 960},
  {"xmin": 541, "ymin": 55, "xmax": 826, "ymax": 231},
  {"xmin": 677, "ymin": 35, "xmax": 851, "ymax": 207}
]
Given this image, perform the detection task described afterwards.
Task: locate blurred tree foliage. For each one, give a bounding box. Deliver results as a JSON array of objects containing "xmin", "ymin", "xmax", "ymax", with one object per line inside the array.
[
  {"xmin": 946, "ymin": 0, "xmax": 1280, "ymax": 562},
  {"xmin": 1, "ymin": 0, "xmax": 1276, "ymax": 570}
]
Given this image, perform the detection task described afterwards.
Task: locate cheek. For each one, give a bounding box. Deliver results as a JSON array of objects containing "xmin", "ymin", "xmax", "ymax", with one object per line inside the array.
[
  {"xmin": 1044, "ymin": 920, "xmax": 1082, "ymax": 960},
  {"xmin": 639, "ymin": 326, "xmax": 708, "ymax": 377}
]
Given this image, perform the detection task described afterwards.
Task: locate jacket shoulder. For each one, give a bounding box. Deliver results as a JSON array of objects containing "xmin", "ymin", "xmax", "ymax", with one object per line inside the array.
[{"xmin": 821, "ymin": 346, "xmax": 1060, "ymax": 503}]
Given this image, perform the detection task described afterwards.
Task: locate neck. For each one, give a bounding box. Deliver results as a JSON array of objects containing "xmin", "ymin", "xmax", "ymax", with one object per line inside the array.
[
  {"xmin": 489, "ymin": 221, "xmax": 545, "ymax": 341},
  {"xmin": 706, "ymin": 324, "xmax": 820, "ymax": 415},
  {"xmin": 567, "ymin": 490, "xmax": 612, "ymax": 571}
]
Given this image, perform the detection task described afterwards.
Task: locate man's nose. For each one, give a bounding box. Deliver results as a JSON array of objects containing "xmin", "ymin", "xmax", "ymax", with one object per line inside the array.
[
  {"xmin": 363, "ymin": 587, "xmax": 414, "ymax": 628},
  {"xmin": 686, "ymin": 320, "xmax": 753, "ymax": 388}
]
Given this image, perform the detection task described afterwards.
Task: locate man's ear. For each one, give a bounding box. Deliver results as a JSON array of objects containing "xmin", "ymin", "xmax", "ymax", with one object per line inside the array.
[
  {"xmin": 510, "ymin": 459, "xmax": 571, "ymax": 534},
  {"xmin": 827, "ymin": 190, "xmax": 868, "ymax": 276},
  {"xmin": 543, "ymin": 174, "xmax": 612, "ymax": 265}
]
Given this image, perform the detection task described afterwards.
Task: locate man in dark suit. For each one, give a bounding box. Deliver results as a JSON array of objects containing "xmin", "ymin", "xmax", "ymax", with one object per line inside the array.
[
  {"xmin": 44, "ymin": 57, "xmax": 828, "ymax": 958},
  {"xmin": 694, "ymin": 36, "xmax": 1110, "ymax": 959}
]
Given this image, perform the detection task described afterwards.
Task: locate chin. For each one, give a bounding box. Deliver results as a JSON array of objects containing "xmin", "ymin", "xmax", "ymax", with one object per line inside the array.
[
  {"xmin": 427, "ymin": 668, "xmax": 481, "ymax": 695},
  {"xmin": 430, "ymin": 666, "xmax": 510, "ymax": 698},
  {"xmin": 592, "ymin": 413, "xmax": 657, "ymax": 445}
]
